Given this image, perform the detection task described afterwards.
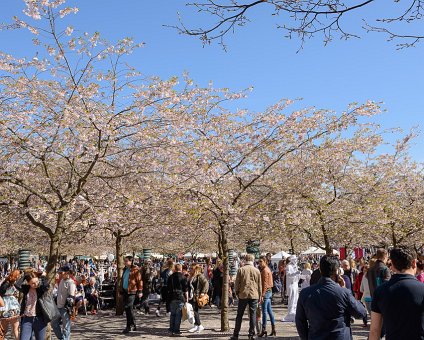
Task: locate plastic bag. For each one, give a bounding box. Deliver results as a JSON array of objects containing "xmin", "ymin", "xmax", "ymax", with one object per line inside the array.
[{"xmin": 182, "ymin": 302, "xmax": 195, "ymax": 325}]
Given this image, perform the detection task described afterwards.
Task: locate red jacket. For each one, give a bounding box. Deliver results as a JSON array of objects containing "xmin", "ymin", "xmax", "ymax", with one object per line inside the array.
[{"xmin": 121, "ymin": 265, "xmax": 143, "ymax": 294}]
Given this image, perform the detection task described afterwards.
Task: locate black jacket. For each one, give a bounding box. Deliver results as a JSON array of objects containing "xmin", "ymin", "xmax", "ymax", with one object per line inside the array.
[
  {"xmin": 167, "ymin": 272, "xmax": 188, "ymax": 302},
  {"xmin": 15, "ymin": 276, "xmax": 49, "ymax": 319},
  {"xmin": 296, "ymin": 277, "xmax": 367, "ymax": 340}
]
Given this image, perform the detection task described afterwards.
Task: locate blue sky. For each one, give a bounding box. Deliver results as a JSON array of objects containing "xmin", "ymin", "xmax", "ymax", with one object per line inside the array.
[{"xmin": 2, "ymin": 0, "xmax": 423, "ymax": 160}]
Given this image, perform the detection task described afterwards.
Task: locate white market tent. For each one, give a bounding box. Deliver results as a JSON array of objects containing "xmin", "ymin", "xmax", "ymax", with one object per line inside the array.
[
  {"xmin": 270, "ymin": 251, "xmax": 292, "ymax": 264},
  {"xmin": 183, "ymin": 252, "xmax": 208, "ymax": 259},
  {"xmin": 301, "ymin": 247, "xmax": 339, "ymax": 255}
]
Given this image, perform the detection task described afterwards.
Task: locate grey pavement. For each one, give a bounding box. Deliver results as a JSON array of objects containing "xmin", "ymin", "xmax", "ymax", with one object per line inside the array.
[{"xmin": 71, "ymin": 303, "xmax": 370, "ymax": 339}]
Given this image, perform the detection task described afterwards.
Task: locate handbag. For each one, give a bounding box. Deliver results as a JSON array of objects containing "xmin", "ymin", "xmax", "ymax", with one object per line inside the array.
[
  {"xmin": 38, "ymin": 292, "xmax": 60, "ymax": 323},
  {"xmin": 196, "ymin": 293, "xmax": 209, "ymax": 308}
]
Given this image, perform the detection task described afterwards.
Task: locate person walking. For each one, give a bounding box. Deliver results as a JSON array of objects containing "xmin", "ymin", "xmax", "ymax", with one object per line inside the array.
[
  {"xmin": 155, "ymin": 258, "xmax": 173, "ymax": 317},
  {"xmin": 139, "ymin": 259, "xmax": 154, "ymax": 315},
  {"xmin": 120, "ymin": 256, "xmax": 143, "ymax": 334},
  {"xmin": 230, "ymin": 254, "xmax": 262, "ymax": 340},
  {"xmin": 188, "ymin": 264, "xmax": 209, "ymax": 333},
  {"xmin": 295, "ymin": 255, "xmax": 367, "ymax": 340},
  {"xmin": 212, "ymin": 260, "xmax": 223, "ymax": 308},
  {"xmin": 167, "ymin": 263, "xmax": 189, "ymax": 336},
  {"xmin": 359, "ymin": 260, "xmax": 375, "ymax": 326},
  {"xmin": 258, "ymin": 256, "xmax": 276, "ymax": 337},
  {"xmin": 52, "ymin": 265, "xmax": 76, "ymax": 340},
  {"xmin": 369, "ymin": 247, "xmax": 424, "ymax": 340},
  {"xmin": 15, "ymin": 269, "xmax": 50, "ymax": 340}
]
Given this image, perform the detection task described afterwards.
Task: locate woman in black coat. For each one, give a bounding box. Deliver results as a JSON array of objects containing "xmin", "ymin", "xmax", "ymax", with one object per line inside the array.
[
  {"xmin": 15, "ymin": 270, "xmax": 49, "ymax": 340},
  {"xmin": 211, "ymin": 262, "xmax": 223, "ymax": 308}
]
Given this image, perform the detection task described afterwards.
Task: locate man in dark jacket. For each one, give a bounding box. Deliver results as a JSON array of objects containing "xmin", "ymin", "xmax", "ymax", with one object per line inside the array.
[
  {"xmin": 167, "ymin": 263, "xmax": 189, "ymax": 336},
  {"xmin": 370, "ymin": 247, "xmax": 424, "ymax": 340},
  {"xmin": 295, "ymin": 255, "xmax": 367, "ymax": 340}
]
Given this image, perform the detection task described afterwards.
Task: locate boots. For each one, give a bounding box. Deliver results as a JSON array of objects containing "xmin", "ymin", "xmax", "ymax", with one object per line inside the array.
[
  {"xmin": 270, "ymin": 324, "xmax": 276, "ymax": 336},
  {"xmin": 258, "ymin": 327, "xmax": 267, "ymax": 337}
]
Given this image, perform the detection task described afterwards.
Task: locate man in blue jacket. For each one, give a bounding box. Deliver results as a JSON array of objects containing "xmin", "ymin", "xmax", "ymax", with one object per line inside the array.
[{"xmin": 295, "ymin": 255, "xmax": 366, "ymax": 340}]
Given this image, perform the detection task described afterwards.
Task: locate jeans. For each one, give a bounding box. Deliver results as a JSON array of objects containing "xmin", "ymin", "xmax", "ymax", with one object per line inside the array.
[
  {"xmin": 233, "ymin": 298, "xmax": 258, "ymax": 337},
  {"xmin": 52, "ymin": 307, "xmax": 71, "ymax": 340},
  {"xmin": 123, "ymin": 292, "xmax": 136, "ymax": 327},
  {"xmin": 191, "ymin": 299, "xmax": 201, "ymax": 326},
  {"xmin": 214, "ymin": 295, "xmax": 221, "ymax": 308},
  {"xmin": 20, "ymin": 316, "xmax": 47, "ymax": 340},
  {"xmin": 169, "ymin": 300, "xmax": 184, "ymax": 333},
  {"xmin": 262, "ymin": 290, "xmax": 275, "ymax": 327},
  {"xmin": 139, "ymin": 293, "xmax": 150, "ymax": 313}
]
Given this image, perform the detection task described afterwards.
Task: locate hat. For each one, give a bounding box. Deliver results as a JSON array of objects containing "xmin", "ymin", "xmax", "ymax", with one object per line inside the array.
[{"xmin": 58, "ymin": 265, "xmax": 71, "ymax": 273}]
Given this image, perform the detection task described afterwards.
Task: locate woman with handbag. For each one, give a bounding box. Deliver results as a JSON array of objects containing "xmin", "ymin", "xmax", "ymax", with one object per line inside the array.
[
  {"xmin": 0, "ymin": 270, "xmax": 22, "ymax": 340},
  {"xmin": 15, "ymin": 269, "xmax": 50, "ymax": 340},
  {"xmin": 188, "ymin": 264, "xmax": 209, "ymax": 333}
]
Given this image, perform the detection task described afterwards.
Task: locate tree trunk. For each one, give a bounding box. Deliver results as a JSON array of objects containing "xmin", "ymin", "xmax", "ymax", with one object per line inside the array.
[
  {"xmin": 217, "ymin": 232, "xmax": 223, "ymax": 259},
  {"xmin": 219, "ymin": 223, "xmax": 230, "ymax": 332},
  {"xmin": 45, "ymin": 236, "xmax": 60, "ymax": 284},
  {"xmin": 290, "ymin": 237, "xmax": 295, "ymax": 254},
  {"xmin": 115, "ymin": 231, "xmax": 124, "ymax": 315},
  {"xmin": 320, "ymin": 224, "xmax": 332, "ymax": 255}
]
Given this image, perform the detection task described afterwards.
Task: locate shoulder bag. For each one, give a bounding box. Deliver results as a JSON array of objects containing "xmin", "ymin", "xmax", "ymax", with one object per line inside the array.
[{"xmin": 38, "ymin": 291, "xmax": 60, "ymax": 323}]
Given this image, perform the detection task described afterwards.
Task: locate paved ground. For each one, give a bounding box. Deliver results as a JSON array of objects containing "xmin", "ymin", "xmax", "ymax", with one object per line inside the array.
[{"xmin": 71, "ymin": 303, "xmax": 370, "ymax": 339}]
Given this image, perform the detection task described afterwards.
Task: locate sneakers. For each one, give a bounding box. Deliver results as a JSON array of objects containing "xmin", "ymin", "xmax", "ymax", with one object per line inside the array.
[
  {"xmin": 197, "ymin": 325, "xmax": 204, "ymax": 332},
  {"xmin": 188, "ymin": 326, "xmax": 198, "ymax": 333},
  {"xmin": 155, "ymin": 309, "xmax": 161, "ymax": 317}
]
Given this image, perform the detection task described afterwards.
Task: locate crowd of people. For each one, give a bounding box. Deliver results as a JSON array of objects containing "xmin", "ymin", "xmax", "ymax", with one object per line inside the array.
[{"xmin": 0, "ymin": 247, "xmax": 422, "ymax": 339}]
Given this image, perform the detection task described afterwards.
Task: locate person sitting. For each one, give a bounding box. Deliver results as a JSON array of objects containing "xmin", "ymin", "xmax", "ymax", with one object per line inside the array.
[
  {"xmin": 84, "ymin": 277, "xmax": 99, "ymax": 315},
  {"xmin": 73, "ymin": 276, "xmax": 87, "ymax": 318}
]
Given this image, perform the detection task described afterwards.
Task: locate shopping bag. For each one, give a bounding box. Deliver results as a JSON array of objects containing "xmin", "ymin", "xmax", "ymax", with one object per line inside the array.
[
  {"xmin": 182, "ymin": 302, "xmax": 188, "ymax": 322},
  {"xmin": 185, "ymin": 302, "xmax": 195, "ymax": 325}
]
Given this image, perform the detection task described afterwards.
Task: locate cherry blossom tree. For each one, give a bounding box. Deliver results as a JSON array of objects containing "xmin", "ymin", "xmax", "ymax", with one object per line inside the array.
[
  {"xmin": 0, "ymin": 0, "xmax": 199, "ymax": 281},
  {"xmin": 358, "ymin": 138, "xmax": 424, "ymax": 249},
  {"xmin": 274, "ymin": 127, "xmax": 384, "ymax": 254},
  {"xmin": 169, "ymin": 97, "xmax": 381, "ymax": 330}
]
